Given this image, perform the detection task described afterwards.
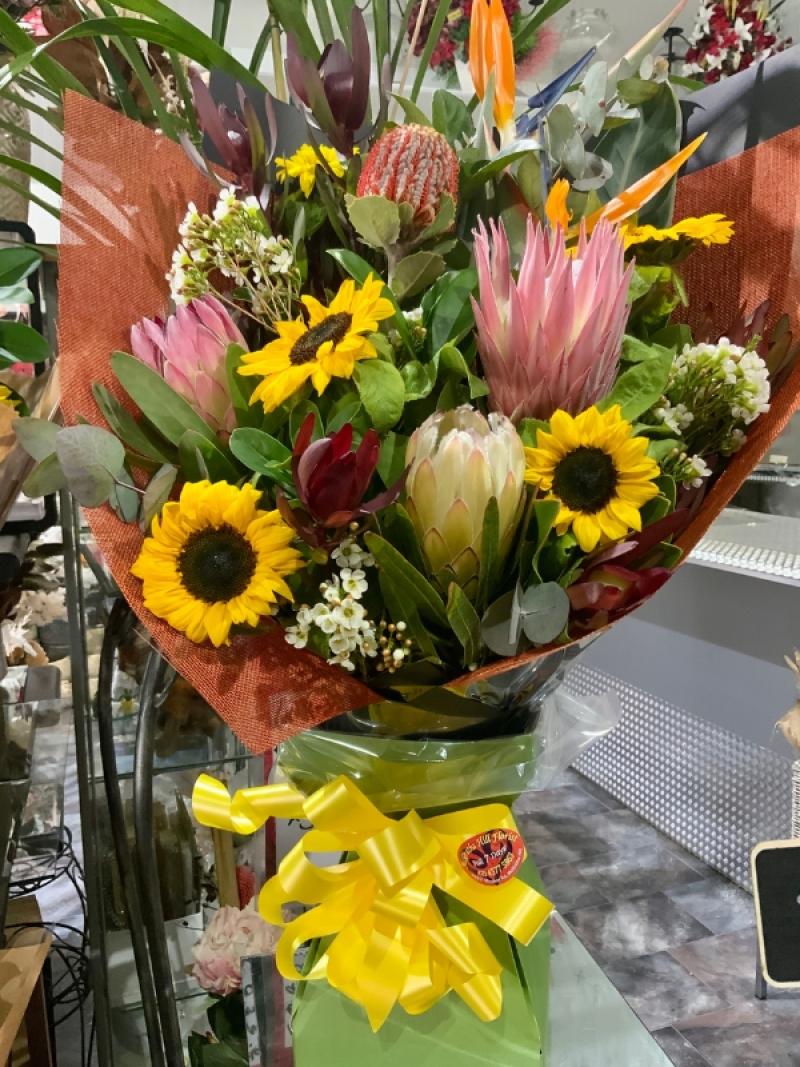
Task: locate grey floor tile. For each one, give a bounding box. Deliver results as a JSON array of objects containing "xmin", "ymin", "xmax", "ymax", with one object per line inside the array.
[
  {"xmin": 676, "ymin": 1002, "xmax": 800, "ymax": 1067},
  {"xmin": 575, "ymin": 845, "xmax": 703, "ymax": 901},
  {"xmin": 602, "ymin": 950, "xmax": 729, "ymax": 1031},
  {"xmin": 538, "ymin": 861, "xmax": 609, "ymax": 912},
  {"xmin": 570, "ymin": 769, "xmax": 625, "ymax": 809},
  {"xmin": 515, "ymin": 783, "xmax": 611, "ymax": 818},
  {"xmin": 518, "ymin": 816, "xmax": 590, "ymax": 866},
  {"xmin": 665, "ymin": 876, "xmax": 755, "ymax": 936},
  {"xmin": 670, "ymin": 928, "xmax": 759, "ymax": 1001},
  {"xmin": 652, "ymin": 1027, "xmax": 714, "ymax": 1066},
  {"xmin": 566, "ymin": 893, "xmax": 713, "ymax": 963}
]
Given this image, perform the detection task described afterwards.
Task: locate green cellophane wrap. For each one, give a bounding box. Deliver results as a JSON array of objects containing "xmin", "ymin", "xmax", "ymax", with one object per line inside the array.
[
  {"xmin": 278, "ymin": 728, "xmax": 541, "ymax": 814},
  {"xmin": 291, "ymin": 857, "xmax": 550, "ymax": 1067}
]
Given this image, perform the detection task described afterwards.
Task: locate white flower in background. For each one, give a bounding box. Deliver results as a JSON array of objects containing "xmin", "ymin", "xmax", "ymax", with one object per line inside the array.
[
  {"xmin": 15, "ymin": 588, "xmax": 65, "ymax": 627},
  {"xmin": 1, "ymin": 616, "xmax": 46, "ymax": 666},
  {"xmin": 733, "ymin": 16, "xmax": 752, "ymax": 42},
  {"xmin": 192, "ymin": 900, "xmax": 280, "ymax": 997}
]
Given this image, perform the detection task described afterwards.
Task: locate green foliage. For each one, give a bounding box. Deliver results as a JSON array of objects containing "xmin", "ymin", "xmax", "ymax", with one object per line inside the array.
[
  {"xmin": 111, "ymin": 351, "xmax": 217, "ymax": 447},
  {"xmin": 599, "ymin": 345, "xmax": 673, "ymax": 421},
  {"xmin": 353, "ymin": 360, "xmax": 405, "ymax": 432},
  {"xmin": 364, "ymin": 532, "xmax": 448, "ymax": 629},
  {"xmin": 446, "ymin": 583, "xmax": 482, "ymax": 667},
  {"xmin": 594, "ymin": 80, "xmax": 682, "ymax": 227}
]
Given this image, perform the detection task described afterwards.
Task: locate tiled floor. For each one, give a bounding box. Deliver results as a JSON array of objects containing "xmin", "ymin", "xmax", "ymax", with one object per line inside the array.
[{"xmin": 517, "ymin": 768, "xmax": 800, "ymax": 1067}]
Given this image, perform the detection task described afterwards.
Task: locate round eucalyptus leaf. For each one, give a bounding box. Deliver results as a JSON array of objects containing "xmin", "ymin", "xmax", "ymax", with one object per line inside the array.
[
  {"xmin": 481, "ymin": 590, "xmax": 523, "ymax": 657},
  {"xmin": 520, "ymin": 582, "xmax": 571, "ymax": 646}
]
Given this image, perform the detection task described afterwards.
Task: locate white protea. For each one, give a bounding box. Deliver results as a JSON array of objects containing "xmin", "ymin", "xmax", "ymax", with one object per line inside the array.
[{"xmin": 405, "ymin": 406, "xmax": 526, "ymax": 597}]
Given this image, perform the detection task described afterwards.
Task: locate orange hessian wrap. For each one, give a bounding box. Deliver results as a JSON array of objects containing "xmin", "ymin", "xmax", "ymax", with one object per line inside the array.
[{"xmin": 192, "ymin": 773, "xmax": 553, "ymax": 1032}]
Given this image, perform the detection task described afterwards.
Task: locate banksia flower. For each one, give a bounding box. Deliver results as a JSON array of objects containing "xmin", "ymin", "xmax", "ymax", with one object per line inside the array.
[
  {"xmin": 356, "ymin": 124, "xmax": 459, "ymax": 229},
  {"xmin": 130, "ymin": 296, "xmax": 245, "ymax": 436},
  {"xmin": 405, "ymin": 406, "xmax": 525, "ymax": 597},
  {"xmin": 472, "ymin": 217, "xmax": 632, "ymax": 423}
]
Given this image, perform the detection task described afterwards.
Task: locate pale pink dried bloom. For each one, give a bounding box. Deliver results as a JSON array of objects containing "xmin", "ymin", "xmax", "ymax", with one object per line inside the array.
[{"xmin": 192, "ymin": 901, "xmax": 280, "ymax": 997}]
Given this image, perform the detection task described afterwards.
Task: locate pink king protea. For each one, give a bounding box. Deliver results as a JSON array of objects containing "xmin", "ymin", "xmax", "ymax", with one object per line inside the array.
[
  {"xmin": 130, "ymin": 295, "xmax": 245, "ymax": 435},
  {"xmin": 472, "ymin": 217, "xmax": 632, "ymax": 423}
]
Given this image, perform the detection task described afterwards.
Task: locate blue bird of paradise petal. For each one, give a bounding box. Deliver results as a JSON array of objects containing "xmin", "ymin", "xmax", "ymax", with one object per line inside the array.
[{"xmin": 516, "ymin": 45, "xmax": 598, "ymax": 137}]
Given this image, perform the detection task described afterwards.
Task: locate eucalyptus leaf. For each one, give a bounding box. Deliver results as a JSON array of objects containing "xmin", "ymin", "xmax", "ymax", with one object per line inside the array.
[
  {"xmin": 519, "ymin": 582, "xmax": 570, "ymax": 645},
  {"xmin": 14, "ymin": 417, "xmax": 59, "ymax": 461},
  {"xmin": 353, "ymin": 360, "xmax": 405, "ymax": 431},
  {"xmin": 345, "ymin": 194, "xmax": 401, "ymax": 249},
  {"xmin": 141, "ymin": 464, "xmax": 177, "ymax": 529},
  {"xmin": 23, "ymin": 453, "xmax": 66, "ymax": 498},
  {"xmin": 546, "ymin": 103, "xmax": 585, "ymax": 178},
  {"xmin": 55, "ymin": 424, "xmax": 126, "ymax": 507},
  {"xmin": 480, "ymin": 590, "xmax": 522, "ymax": 657},
  {"xmin": 108, "ymin": 467, "xmax": 140, "ymax": 523}
]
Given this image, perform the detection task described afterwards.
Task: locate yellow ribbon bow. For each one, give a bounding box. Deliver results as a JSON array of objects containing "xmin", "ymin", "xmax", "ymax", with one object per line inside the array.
[{"xmin": 193, "ymin": 773, "xmax": 552, "ymax": 1032}]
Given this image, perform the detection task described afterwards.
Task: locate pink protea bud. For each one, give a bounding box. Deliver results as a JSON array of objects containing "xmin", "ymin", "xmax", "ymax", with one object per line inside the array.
[{"xmin": 356, "ymin": 124, "xmax": 459, "ymax": 229}]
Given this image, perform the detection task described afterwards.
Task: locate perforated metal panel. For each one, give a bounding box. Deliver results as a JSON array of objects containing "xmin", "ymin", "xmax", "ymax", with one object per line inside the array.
[{"xmin": 567, "ymin": 664, "xmax": 792, "ymax": 889}]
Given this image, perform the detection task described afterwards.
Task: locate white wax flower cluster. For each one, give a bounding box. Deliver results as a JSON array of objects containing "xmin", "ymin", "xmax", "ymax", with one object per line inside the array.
[
  {"xmin": 285, "ymin": 538, "xmax": 413, "ymax": 673},
  {"xmin": 656, "ymin": 339, "xmax": 770, "ymax": 464},
  {"xmin": 167, "ymin": 187, "xmax": 299, "ymax": 321}
]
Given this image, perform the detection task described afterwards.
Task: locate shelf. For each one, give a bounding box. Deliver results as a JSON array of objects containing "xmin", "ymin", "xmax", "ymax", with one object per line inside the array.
[{"xmin": 688, "ymin": 508, "xmax": 800, "ymax": 585}]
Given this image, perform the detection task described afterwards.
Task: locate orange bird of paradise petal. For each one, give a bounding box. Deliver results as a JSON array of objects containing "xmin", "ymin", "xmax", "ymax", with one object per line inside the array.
[
  {"xmin": 581, "ymin": 134, "xmax": 707, "ymax": 233},
  {"xmin": 489, "ymin": 0, "xmax": 515, "ymax": 133},
  {"xmin": 469, "ymin": 0, "xmax": 516, "ymax": 135},
  {"xmin": 468, "ymin": 0, "xmax": 488, "ymax": 101},
  {"xmin": 545, "ymin": 178, "xmax": 571, "ymax": 230}
]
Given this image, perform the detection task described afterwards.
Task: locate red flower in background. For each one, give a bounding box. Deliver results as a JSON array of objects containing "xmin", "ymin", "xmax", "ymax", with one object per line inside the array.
[{"xmin": 683, "ymin": 0, "xmax": 790, "ymax": 83}]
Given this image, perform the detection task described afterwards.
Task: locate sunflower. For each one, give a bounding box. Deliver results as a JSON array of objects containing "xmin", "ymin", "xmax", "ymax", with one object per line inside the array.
[
  {"xmin": 0, "ymin": 384, "xmax": 18, "ymax": 410},
  {"xmin": 239, "ymin": 275, "xmax": 395, "ymax": 413},
  {"xmin": 621, "ymin": 214, "xmax": 734, "ymax": 250},
  {"xmin": 131, "ymin": 481, "xmax": 304, "ymax": 647},
  {"xmin": 524, "ymin": 405, "xmax": 660, "ymax": 553},
  {"xmin": 275, "ymin": 144, "xmax": 345, "ymax": 198}
]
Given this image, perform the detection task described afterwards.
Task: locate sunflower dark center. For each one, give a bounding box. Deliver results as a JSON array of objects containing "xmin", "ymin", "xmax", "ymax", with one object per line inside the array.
[
  {"xmin": 289, "ymin": 312, "xmax": 353, "ymax": 365},
  {"xmin": 552, "ymin": 446, "xmax": 618, "ymax": 513},
  {"xmin": 178, "ymin": 524, "xmax": 256, "ymax": 603}
]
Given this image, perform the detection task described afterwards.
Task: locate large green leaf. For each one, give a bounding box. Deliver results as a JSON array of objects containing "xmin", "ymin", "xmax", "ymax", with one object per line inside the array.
[
  {"xmin": 353, "ymin": 360, "xmax": 405, "ymax": 432},
  {"xmin": 380, "ymin": 572, "xmax": 442, "ymax": 662},
  {"xmin": 391, "ymin": 252, "xmax": 445, "ymax": 302},
  {"xmin": 345, "ymin": 194, "xmax": 401, "ymax": 249},
  {"xmin": 270, "ymin": 0, "xmax": 321, "ymax": 60},
  {"xmin": 599, "ymin": 346, "xmax": 673, "ymax": 421},
  {"xmin": 0, "ymin": 320, "xmax": 48, "ymax": 364},
  {"xmin": 111, "ymin": 351, "xmax": 217, "ymax": 447},
  {"xmin": 229, "ymin": 427, "xmax": 292, "ymax": 484},
  {"xmin": 476, "ymin": 496, "xmax": 499, "ymax": 613},
  {"xmin": 0, "ymin": 246, "xmax": 40, "ymax": 286},
  {"xmin": 446, "ymin": 582, "xmax": 482, "ymax": 667},
  {"xmin": 0, "ymin": 8, "xmax": 91, "ymax": 96},
  {"xmin": 141, "ymin": 463, "xmax": 177, "ymax": 529},
  {"xmin": 593, "ymin": 80, "xmax": 682, "ymax": 227},
  {"xmin": 178, "ymin": 429, "xmax": 240, "ymax": 483},
  {"xmin": 92, "ymin": 382, "xmax": 174, "ymax": 465},
  {"xmin": 364, "ymin": 532, "xmax": 448, "ymax": 628}
]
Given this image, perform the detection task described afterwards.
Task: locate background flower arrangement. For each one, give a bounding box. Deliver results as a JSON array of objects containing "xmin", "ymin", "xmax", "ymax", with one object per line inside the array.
[{"xmin": 682, "ymin": 0, "xmax": 790, "ymax": 82}]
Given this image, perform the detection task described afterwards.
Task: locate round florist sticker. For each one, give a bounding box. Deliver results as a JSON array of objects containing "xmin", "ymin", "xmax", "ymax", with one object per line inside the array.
[{"xmin": 458, "ymin": 828, "xmax": 525, "ymax": 886}]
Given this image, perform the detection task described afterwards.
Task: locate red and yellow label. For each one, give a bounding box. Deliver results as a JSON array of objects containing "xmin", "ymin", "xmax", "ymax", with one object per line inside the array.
[{"xmin": 458, "ymin": 828, "xmax": 525, "ymax": 886}]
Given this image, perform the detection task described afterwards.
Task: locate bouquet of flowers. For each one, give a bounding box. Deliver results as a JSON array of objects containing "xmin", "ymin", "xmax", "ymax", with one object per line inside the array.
[
  {"xmin": 9, "ymin": 0, "xmax": 800, "ymax": 1056},
  {"xmin": 682, "ymin": 0, "xmax": 790, "ymax": 82}
]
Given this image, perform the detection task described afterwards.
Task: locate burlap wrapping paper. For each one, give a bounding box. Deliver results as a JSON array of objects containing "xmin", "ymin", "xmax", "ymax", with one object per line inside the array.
[{"xmin": 59, "ymin": 94, "xmax": 800, "ymax": 752}]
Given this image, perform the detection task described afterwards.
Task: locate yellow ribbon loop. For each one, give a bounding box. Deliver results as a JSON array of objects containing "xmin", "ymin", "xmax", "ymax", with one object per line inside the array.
[{"xmin": 192, "ymin": 773, "xmax": 553, "ymax": 1032}]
